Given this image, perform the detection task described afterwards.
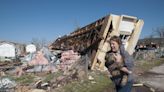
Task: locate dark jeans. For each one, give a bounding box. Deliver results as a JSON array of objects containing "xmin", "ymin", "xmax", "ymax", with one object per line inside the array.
[{"xmin": 115, "ymin": 81, "xmax": 133, "ymax": 92}]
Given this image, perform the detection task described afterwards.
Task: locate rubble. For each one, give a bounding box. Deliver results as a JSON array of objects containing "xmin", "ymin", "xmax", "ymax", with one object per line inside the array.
[
  {"xmin": 51, "ymin": 55, "xmax": 89, "ymax": 88},
  {"xmin": 0, "ymin": 47, "xmax": 89, "ymax": 91},
  {"xmin": 0, "ymin": 61, "xmax": 22, "ymax": 72},
  {"xmin": 16, "ymin": 47, "xmax": 58, "ymax": 76},
  {"xmin": 60, "ymin": 50, "xmax": 81, "ymax": 71},
  {"xmin": 0, "ymin": 77, "xmax": 16, "ymax": 91},
  {"xmin": 28, "ymin": 89, "xmax": 46, "ymax": 92},
  {"xmin": 88, "ymin": 75, "xmax": 94, "ymax": 80}
]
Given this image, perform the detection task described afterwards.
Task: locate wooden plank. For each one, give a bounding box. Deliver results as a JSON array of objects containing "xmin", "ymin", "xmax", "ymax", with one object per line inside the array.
[
  {"xmin": 126, "ymin": 20, "xmax": 144, "ymax": 55},
  {"xmin": 91, "ymin": 16, "xmax": 111, "ymax": 70},
  {"xmin": 98, "ymin": 15, "xmax": 122, "ymax": 70},
  {"xmin": 91, "ymin": 15, "xmax": 112, "ymax": 70}
]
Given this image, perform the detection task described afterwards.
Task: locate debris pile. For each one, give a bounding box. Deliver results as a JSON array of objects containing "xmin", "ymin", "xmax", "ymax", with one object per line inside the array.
[{"xmin": 0, "ymin": 77, "xmax": 16, "ymax": 92}]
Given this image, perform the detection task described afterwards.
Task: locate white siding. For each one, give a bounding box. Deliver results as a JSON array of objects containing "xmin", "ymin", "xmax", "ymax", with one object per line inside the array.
[
  {"xmin": 119, "ymin": 21, "xmax": 135, "ymax": 34},
  {"xmin": 0, "ymin": 44, "xmax": 16, "ymax": 57},
  {"xmin": 26, "ymin": 44, "xmax": 36, "ymax": 53}
]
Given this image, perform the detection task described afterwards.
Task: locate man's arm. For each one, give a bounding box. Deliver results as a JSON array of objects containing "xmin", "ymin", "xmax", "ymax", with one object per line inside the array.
[{"xmin": 120, "ymin": 67, "xmax": 132, "ymax": 74}]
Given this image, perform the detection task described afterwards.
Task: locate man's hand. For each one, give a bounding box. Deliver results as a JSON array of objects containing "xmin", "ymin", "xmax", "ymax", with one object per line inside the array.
[{"xmin": 120, "ymin": 67, "xmax": 132, "ymax": 74}]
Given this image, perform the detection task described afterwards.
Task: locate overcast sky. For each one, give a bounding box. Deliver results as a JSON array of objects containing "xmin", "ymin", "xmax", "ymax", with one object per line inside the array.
[{"xmin": 0, "ymin": 0, "xmax": 164, "ymax": 43}]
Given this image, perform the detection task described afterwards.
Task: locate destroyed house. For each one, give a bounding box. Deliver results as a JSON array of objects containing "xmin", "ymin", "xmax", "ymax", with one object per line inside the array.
[
  {"xmin": 0, "ymin": 41, "xmax": 25, "ymax": 59},
  {"xmin": 50, "ymin": 14, "xmax": 144, "ymax": 70}
]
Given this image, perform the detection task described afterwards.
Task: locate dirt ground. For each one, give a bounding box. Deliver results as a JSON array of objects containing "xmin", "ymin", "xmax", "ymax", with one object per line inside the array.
[{"xmin": 138, "ymin": 63, "xmax": 164, "ymax": 92}]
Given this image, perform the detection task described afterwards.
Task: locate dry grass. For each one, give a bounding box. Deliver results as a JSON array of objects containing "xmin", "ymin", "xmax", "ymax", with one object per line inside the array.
[
  {"xmin": 135, "ymin": 58, "xmax": 164, "ymax": 72},
  {"xmin": 52, "ymin": 71, "xmax": 114, "ymax": 92}
]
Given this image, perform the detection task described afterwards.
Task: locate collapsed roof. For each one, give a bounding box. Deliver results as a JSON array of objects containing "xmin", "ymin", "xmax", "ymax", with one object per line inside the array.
[{"xmin": 50, "ymin": 14, "xmax": 144, "ymax": 70}]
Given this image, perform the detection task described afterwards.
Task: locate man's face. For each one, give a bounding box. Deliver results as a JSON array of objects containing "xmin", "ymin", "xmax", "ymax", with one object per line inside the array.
[{"xmin": 110, "ymin": 40, "xmax": 119, "ymax": 52}]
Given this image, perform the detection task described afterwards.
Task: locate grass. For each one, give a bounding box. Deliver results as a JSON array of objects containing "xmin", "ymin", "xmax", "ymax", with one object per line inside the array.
[
  {"xmin": 135, "ymin": 58, "xmax": 164, "ymax": 71},
  {"xmin": 60, "ymin": 71, "xmax": 114, "ymax": 92},
  {"xmin": 14, "ymin": 74, "xmax": 35, "ymax": 85},
  {"xmin": 43, "ymin": 71, "xmax": 63, "ymax": 82}
]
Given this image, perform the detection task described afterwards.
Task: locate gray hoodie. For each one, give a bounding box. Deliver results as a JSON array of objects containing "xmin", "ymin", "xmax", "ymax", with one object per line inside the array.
[{"xmin": 120, "ymin": 45, "xmax": 134, "ymax": 82}]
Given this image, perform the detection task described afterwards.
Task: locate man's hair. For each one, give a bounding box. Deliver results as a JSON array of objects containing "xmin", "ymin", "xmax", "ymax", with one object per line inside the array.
[{"xmin": 109, "ymin": 35, "xmax": 122, "ymax": 46}]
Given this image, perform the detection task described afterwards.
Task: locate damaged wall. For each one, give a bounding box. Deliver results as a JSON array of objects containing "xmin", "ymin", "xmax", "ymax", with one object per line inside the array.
[{"xmin": 0, "ymin": 41, "xmax": 25, "ymax": 59}]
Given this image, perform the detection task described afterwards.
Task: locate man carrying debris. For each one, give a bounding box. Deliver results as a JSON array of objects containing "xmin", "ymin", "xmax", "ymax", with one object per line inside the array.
[{"xmin": 105, "ymin": 36, "xmax": 134, "ymax": 92}]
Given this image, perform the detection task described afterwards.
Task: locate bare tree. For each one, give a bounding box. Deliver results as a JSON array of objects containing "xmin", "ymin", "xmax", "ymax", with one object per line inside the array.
[
  {"xmin": 153, "ymin": 26, "xmax": 164, "ymax": 38},
  {"xmin": 31, "ymin": 38, "xmax": 48, "ymax": 51}
]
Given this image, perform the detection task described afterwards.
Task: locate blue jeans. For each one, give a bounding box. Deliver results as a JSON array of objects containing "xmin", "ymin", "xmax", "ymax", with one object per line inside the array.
[{"xmin": 115, "ymin": 81, "xmax": 133, "ymax": 92}]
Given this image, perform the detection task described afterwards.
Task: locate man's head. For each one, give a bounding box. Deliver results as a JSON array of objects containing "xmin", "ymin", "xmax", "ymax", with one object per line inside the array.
[{"xmin": 108, "ymin": 36, "xmax": 122, "ymax": 52}]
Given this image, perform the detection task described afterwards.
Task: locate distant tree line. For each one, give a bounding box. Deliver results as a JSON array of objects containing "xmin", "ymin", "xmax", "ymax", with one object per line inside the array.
[
  {"xmin": 152, "ymin": 26, "xmax": 164, "ymax": 38},
  {"xmin": 140, "ymin": 26, "xmax": 164, "ymax": 47}
]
